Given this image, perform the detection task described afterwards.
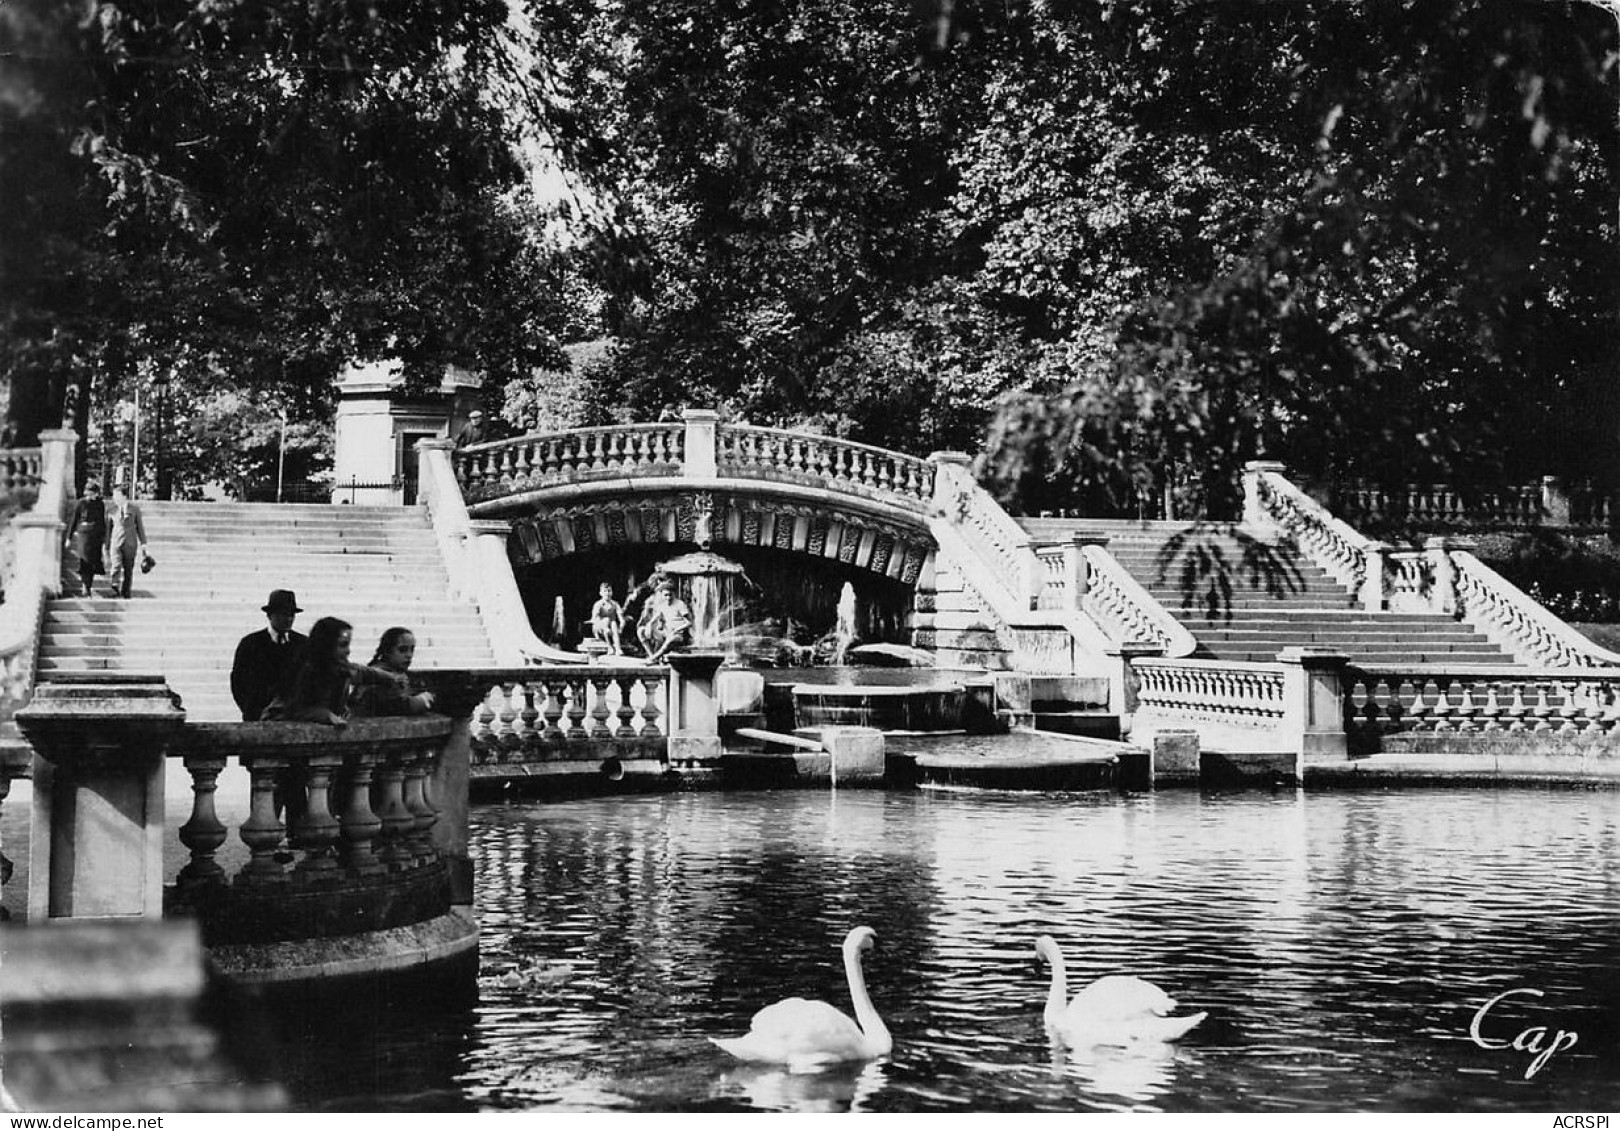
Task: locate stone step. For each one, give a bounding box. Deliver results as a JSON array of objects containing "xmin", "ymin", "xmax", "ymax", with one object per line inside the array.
[
  {"xmin": 1188, "ymin": 626, "xmax": 1494, "ymax": 643},
  {"xmin": 1032, "ymin": 711, "xmax": 1121, "ymax": 741},
  {"xmin": 912, "ymin": 627, "xmax": 1005, "ymax": 651},
  {"xmin": 1193, "ymin": 646, "xmax": 1519, "ymax": 664}
]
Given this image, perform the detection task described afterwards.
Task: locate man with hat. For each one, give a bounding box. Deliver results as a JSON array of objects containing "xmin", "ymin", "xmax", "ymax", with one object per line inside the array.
[
  {"xmin": 231, "ymin": 589, "xmax": 310, "ymax": 722},
  {"xmin": 453, "ymin": 408, "xmax": 491, "ymax": 449}
]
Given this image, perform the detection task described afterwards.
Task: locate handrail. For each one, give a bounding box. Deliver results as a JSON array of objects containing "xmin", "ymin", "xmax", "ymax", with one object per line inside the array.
[
  {"xmin": 1247, "ymin": 466, "xmax": 1375, "ymax": 596},
  {"xmin": 717, "ymin": 424, "xmax": 935, "ymax": 511},
  {"xmin": 1077, "ymin": 543, "xmax": 1197, "ymax": 657},
  {"xmin": 0, "ymin": 447, "xmax": 43, "ymax": 494},
  {"xmin": 455, "ymin": 422, "xmax": 686, "ymax": 503},
  {"xmin": 417, "ymin": 440, "xmax": 587, "ymax": 665},
  {"xmin": 1450, "ymin": 552, "xmax": 1620, "ymax": 668}
]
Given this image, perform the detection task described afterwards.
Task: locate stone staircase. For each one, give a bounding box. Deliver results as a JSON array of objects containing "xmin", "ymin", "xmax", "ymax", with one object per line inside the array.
[
  {"xmin": 38, "ymin": 502, "xmax": 495, "ymax": 721},
  {"xmin": 907, "ymin": 554, "xmax": 1014, "ymax": 669},
  {"xmin": 1019, "ymin": 518, "xmax": 1516, "ymax": 665}
]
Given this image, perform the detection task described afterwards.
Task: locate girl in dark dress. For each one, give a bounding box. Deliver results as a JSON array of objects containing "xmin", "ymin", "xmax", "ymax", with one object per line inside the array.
[
  {"xmin": 63, "ymin": 480, "xmax": 107, "ymax": 597},
  {"xmin": 262, "ymin": 616, "xmax": 403, "ymax": 724}
]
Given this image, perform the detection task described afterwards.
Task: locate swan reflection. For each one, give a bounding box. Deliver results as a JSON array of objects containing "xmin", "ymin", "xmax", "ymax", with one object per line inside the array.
[
  {"xmin": 1048, "ymin": 1035, "xmax": 1183, "ymax": 1105},
  {"xmin": 718, "ymin": 1059, "xmax": 886, "ymax": 1113}
]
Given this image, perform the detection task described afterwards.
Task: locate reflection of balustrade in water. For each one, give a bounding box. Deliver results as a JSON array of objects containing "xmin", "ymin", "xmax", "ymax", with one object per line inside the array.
[
  {"xmin": 467, "ymin": 666, "xmax": 670, "ymax": 772},
  {"xmin": 168, "ymin": 717, "xmax": 455, "ymax": 945}
]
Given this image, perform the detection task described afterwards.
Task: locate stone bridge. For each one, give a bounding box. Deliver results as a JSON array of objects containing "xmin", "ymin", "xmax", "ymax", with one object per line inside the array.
[{"xmin": 452, "ymin": 411, "xmax": 937, "ymax": 588}]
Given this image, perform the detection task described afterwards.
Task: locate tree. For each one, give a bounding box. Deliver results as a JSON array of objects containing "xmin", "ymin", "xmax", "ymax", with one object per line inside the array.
[{"xmin": 1, "ymin": 0, "xmax": 570, "ymax": 474}]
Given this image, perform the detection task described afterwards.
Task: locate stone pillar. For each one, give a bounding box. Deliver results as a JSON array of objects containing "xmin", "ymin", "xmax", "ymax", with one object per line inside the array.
[
  {"xmin": 1150, "ymin": 730, "xmax": 1201, "ymax": 786},
  {"xmin": 1279, "ymin": 649, "xmax": 1348, "ymax": 778},
  {"xmin": 1105, "ymin": 641, "xmax": 1165, "ymax": 738},
  {"xmin": 1423, "ymin": 535, "xmax": 1473, "ymax": 616},
  {"xmin": 1541, "ymin": 476, "xmax": 1571, "ymax": 527},
  {"xmin": 1358, "ymin": 540, "xmax": 1389, "ymax": 611},
  {"xmin": 1241, "ymin": 460, "xmax": 1289, "ymax": 535},
  {"xmin": 17, "ymin": 675, "xmax": 185, "ymax": 920},
  {"xmin": 682, "ymin": 408, "xmax": 720, "ymax": 479},
  {"xmin": 666, "ymin": 650, "xmax": 726, "ymax": 767},
  {"xmin": 1069, "ymin": 533, "xmax": 1111, "ymax": 601},
  {"xmin": 926, "ymin": 450, "xmax": 974, "ymax": 512}
]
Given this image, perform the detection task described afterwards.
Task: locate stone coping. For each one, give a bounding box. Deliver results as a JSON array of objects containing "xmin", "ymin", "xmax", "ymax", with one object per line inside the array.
[{"xmin": 169, "ymin": 715, "xmax": 454, "ymax": 756}]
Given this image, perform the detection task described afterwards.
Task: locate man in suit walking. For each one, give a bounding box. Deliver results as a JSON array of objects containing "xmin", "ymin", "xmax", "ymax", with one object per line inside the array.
[
  {"xmin": 105, "ymin": 483, "xmax": 147, "ymax": 598},
  {"xmin": 231, "ymin": 589, "xmax": 309, "ymax": 722}
]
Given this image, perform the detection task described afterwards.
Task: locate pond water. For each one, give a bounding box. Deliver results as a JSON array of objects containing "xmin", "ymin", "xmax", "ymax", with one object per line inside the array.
[{"xmin": 273, "ymin": 786, "xmax": 1620, "ymax": 1113}]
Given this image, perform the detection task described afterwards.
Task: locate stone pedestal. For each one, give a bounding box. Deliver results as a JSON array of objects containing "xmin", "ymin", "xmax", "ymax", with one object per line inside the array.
[
  {"xmin": 1151, "ymin": 730, "xmax": 1201, "ymax": 786},
  {"xmin": 816, "ymin": 726, "xmax": 885, "ymax": 782},
  {"xmin": 1280, "ymin": 648, "xmax": 1349, "ymax": 776},
  {"xmin": 16, "ymin": 675, "xmax": 185, "ymax": 920},
  {"xmin": 666, "ymin": 651, "xmax": 727, "ymax": 767}
]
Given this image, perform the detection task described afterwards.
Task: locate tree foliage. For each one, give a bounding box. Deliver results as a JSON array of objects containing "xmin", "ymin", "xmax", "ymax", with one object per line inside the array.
[
  {"xmin": 532, "ymin": 0, "xmax": 1620, "ymax": 515},
  {"xmin": 1, "ymin": 0, "xmax": 568, "ymax": 480}
]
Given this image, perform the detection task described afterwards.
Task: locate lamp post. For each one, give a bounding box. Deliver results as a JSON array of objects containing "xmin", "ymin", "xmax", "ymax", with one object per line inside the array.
[
  {"xmin": 276, "ymin": 406, "xmax": 288, "ymax": 503},
  {"xmin": 153, "ymin": 371, "xmax": 171, "ymax": 500}
]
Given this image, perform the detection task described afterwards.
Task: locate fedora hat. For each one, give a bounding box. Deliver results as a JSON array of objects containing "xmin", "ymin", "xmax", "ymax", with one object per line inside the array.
[{"xmin": 262, "ymin": 589, "xmax": 302, "ymax": 615}]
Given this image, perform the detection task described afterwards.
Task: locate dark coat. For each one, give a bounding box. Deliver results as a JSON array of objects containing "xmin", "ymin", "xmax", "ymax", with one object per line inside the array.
[
  {"xmin": 65, "ymin": 498, "xmax": 107, "ymax": 574},
  {"xmin": 231, "ymin": 628, "xmax": 310, "ymax": 722}
]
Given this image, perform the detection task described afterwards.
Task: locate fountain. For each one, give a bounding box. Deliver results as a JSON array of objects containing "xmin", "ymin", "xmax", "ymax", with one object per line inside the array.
[{"xmin": 830, "ymin": 582, "xmax": 857, "ymax": 665}]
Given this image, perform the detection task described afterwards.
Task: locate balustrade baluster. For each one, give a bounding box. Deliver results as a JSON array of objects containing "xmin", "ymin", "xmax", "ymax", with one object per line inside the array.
[
  {"xmin": 518, "ymin": 681, "xmax": 541, "ymax": 750},
  {"xmin": 374, "ymin": 755, "xmax": 415, "ymax": 868},
  {"xmin": 614, "ymin": 675, "xmax": 640, "ymax": 737},
  {"xmin": 565, "ymin": 676, "xmax": 590, "ymax": 741},
  {"xmin": 589, "ymin": 675, "xmax": 614, "ymax": 739},
  {"xmin": 338, "ymin": 752, "xmax": 385, "ymax": 877},
  {"xmin": 542, "ymin": 679, "xmax": 567, "ymax": 743},
  {"xmin": 239, "ymin": 757, "xmax": 290, "ymax": 885},
  {"xmin": 290, "ymin": 753, "xmax": 343, "ymax": 881},
  {"xmin": 177, "ymin": 755, "xmax": 229, "ymax": 894},
  {"xmin": 1556, "ymin": 679, "xmax": 1583, "ymax": 734},
  {"xmin": 496, "ymin": 680, "xmax": 522, "ymax": 752},
  {"xmin": 639, "ymin": 674, "xmax": 665, "ymax": 737},
  {"xmin": 402, "ymin": 747, "xmax": 438, "ymax": 864}
]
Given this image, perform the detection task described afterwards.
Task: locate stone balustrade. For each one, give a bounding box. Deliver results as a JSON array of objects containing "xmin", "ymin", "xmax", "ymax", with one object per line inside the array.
[
  {"xmin": 457, "ymin": 665, "xmax": 670, "ymax": 777},
  {"xmin": 1447, "ymin": 553, "xmax": 1620, "ymax": 667},
  {"xmin": 1078, "ymin": 542, "xmax": 1196, "ymax": 656},
  {"xmin": 1, "ymin": 430, "xmax": 77, "ymax": 732},
  {"xmin": 1245, "ymin": 461, "xmax": 1376, "ymax": 600},
  {"xmin": 1134, "ymin": 657, "xmax": 1289, "ymax": 730},
  {"xmin": 931, "ymin": 453, "xmax": 1040, "ymax": 610},
  {"xmin": 1344, "ymin": 665, "xmax": 1620, "ymax": 746},
  {"xmin": 167, "ymin": 717, "xmax": 456, "ymax": 946},
  {"xmin": 1343, "ymin": 477, "xmax": 1611, "ymax": 531},
  {"xmin": 717, "ymin": 424, "xmax": 934, "ymax": 511},
  {"xmin": 0, "ymin": 446, "xmax": 44, "ymax": 494},
  {"xmin": 456, "ymin": 422, "xmax": 686, "ymax": 502}
]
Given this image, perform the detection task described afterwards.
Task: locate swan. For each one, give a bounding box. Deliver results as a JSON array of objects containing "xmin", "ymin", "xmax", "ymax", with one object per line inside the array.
[
  {"xmin": 712, "ymin": 926, "xmax": 893, "ymax": 1072},
  {"xmin": 1035, "ymin": 935, "xmax": 1206, "ymax": 1047}
]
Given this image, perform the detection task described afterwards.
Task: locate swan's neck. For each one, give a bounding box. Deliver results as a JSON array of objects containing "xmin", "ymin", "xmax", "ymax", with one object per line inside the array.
[
  {"xmin": 1042, "ymin": 945, "xmax": 1069, "ymax": 1025},
  {"xmin": 844, "ymin": 944, "xmax": 892, "ymax": 1053}
]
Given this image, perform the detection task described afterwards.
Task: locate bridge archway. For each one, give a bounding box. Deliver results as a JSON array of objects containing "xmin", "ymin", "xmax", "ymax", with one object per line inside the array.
[{"xmin": 501, "ymin": 487, "xmax": 935, "ymax": 654}]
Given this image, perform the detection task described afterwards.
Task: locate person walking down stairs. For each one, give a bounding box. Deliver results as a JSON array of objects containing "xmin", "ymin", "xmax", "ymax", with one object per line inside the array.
[
  {"xmin": 63, "ymin": 479, "xmax": 107, "ymax": 597},
  {"xmin": 106, "ymin": 484, "xmax": 148, "ymax": 599}
]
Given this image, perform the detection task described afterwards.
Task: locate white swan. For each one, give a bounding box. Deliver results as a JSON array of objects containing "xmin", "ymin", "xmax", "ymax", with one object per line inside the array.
[
  {"xmin": 712, "ymin": 926, "xmax": 893, "ymax": 1072},
  {"xmin": 1035, "ymin": 935, "xmax": 1206, "ymax": 1047}
]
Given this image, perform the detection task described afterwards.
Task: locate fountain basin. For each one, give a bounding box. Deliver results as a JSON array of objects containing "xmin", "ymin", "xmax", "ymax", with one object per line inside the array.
[{"xmin": 790, "ymin": 681, "xmax": 967, "ymax": 733}]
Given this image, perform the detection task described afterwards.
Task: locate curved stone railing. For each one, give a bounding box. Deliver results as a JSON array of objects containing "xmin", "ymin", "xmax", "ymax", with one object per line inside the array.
[
  {"xmin": 0, "ymin": 447, "xmax": 43, "ymax": 494},
  {"xmin": 1345, "ymin": 664, "xmax": 1620, "ymax": 742},
  {"xmin": 464, "ymin": 666, "xmax": 669, "ymax": 776},
  {"xmin": 455, "ymin": 422, "xmax": 685, "ymax": 503},
  {"xmin": 1133, "ymin": 657, "xmax": 1289, "ymax": 731},
  {"xmin": 717, "ymin": 425, "xmax": 934, "ymax": 512},
  {"xmin": 1245, "ymin": 462, "xmax": 1374, "ymax": 596},
  {"xmin": 932, "ymin": 455, "xmax": 1041, "ymax": 607},
  {"xmin": 167, "ymin": 717, "xmax": 456, "ymax": 946},
  {"xmin": 1450, "ymin": 553, "xmax": 1620, "ymax": 668},
  {"xmin": 418, "ymin": 439, "xmax": 586, "ymax": 665}
]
